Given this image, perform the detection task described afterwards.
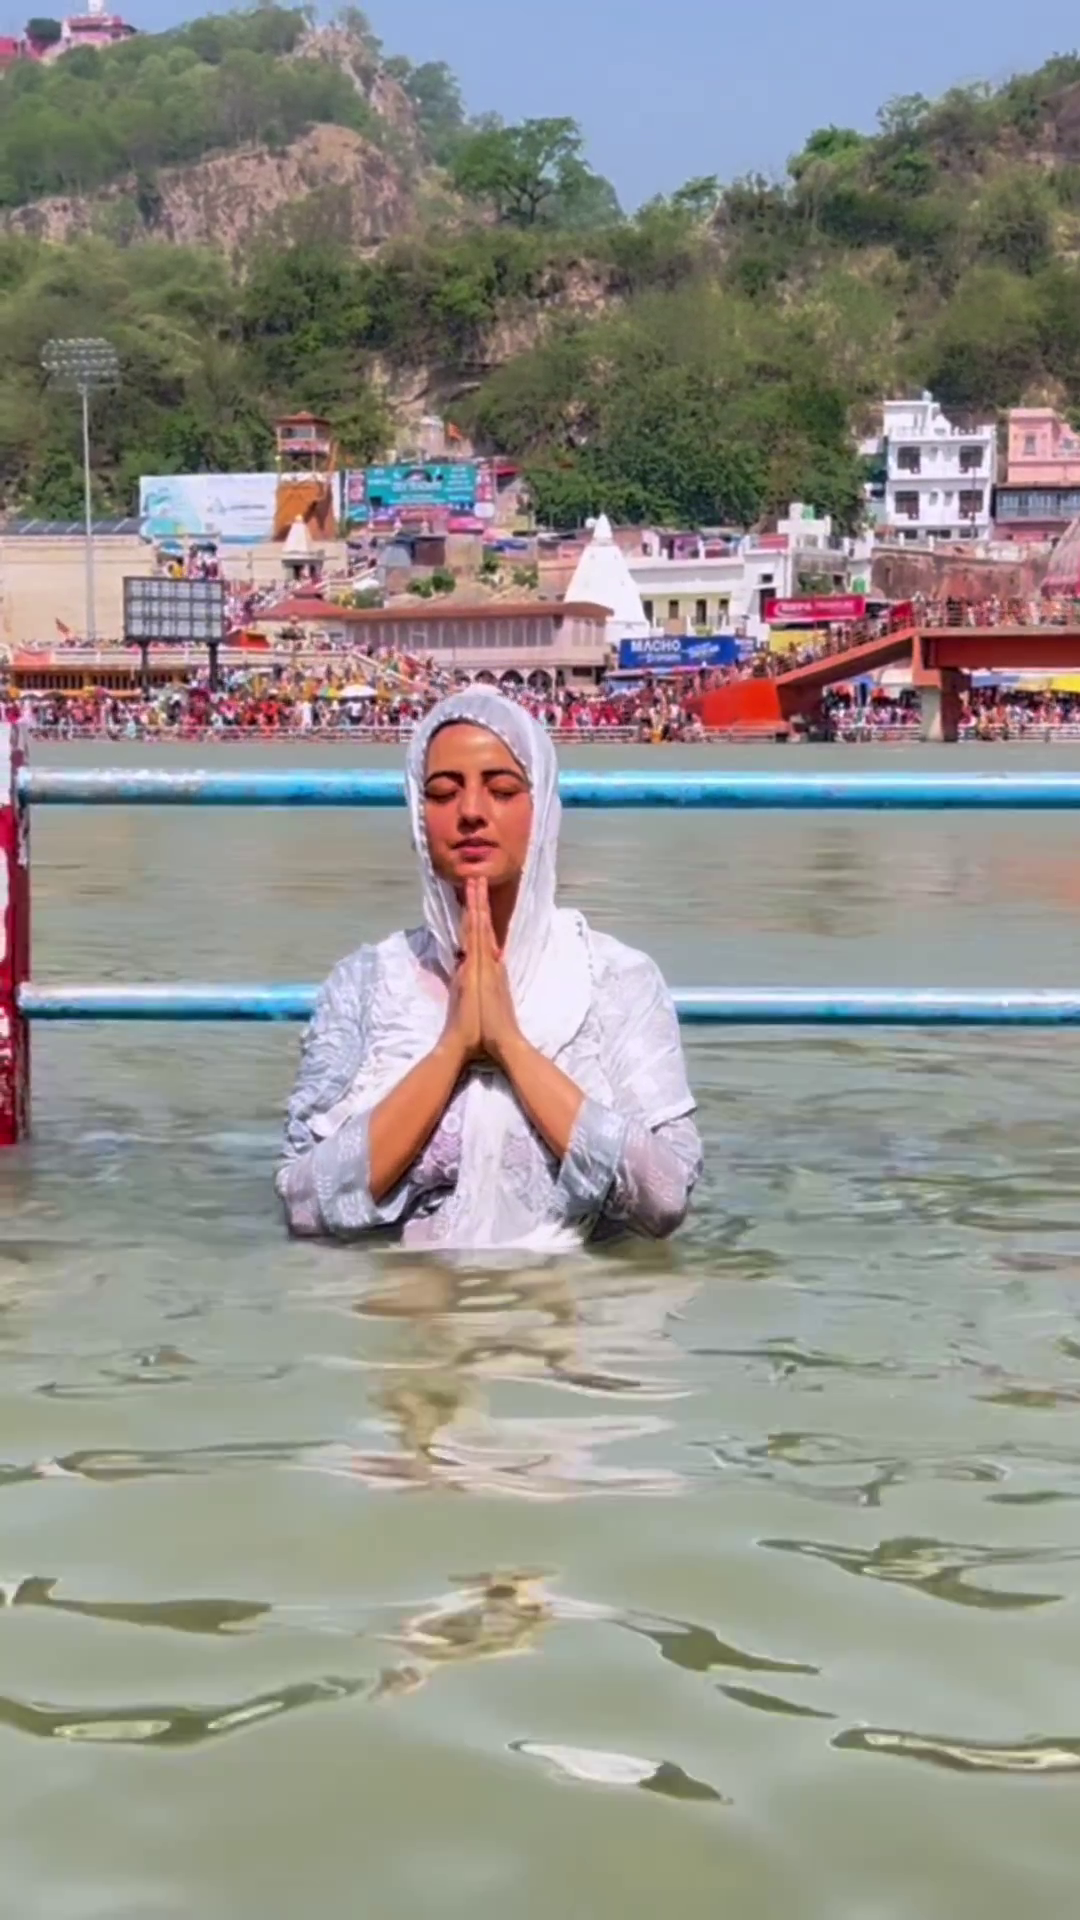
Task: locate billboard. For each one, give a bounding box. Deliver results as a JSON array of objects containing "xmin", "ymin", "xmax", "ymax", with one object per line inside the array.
[
  {"xmin": 763, "ymin": 594, "xmax": 866, "ymax": 624},
  {"xmin": 139, "ymin": 474, "xmax": 278, "ymax": 546},
  {"xmin": 123, "ymin": 576, "xmax": 227, "ymax": 643},
  {"xmin": 617, "ymin": 635, "xmax": 741, "ymax": 672},
  {"xmin": 341, "ymin": 461, "xmax": 481, "ymax": 527}
]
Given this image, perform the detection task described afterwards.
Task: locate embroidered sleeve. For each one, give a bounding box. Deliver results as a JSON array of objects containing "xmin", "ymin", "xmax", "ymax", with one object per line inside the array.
[
  {"xmin": 555, "ymin": 950, "xmax": 703, "ymax": 1238},
  {"xmin": 275, "ymin": 948, "xmax": 413, "ymax": 1237}
]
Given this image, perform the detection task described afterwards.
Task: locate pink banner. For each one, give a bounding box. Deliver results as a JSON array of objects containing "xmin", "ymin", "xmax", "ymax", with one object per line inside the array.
[{"xmin": 764, "ymin": 595, "xmax": 866, "ymax": 623}]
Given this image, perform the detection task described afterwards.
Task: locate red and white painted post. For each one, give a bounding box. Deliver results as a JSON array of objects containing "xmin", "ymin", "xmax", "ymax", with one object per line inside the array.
[{"xmin": 0, "ymin": 724, "xmax": 29, "ymax": 1146}]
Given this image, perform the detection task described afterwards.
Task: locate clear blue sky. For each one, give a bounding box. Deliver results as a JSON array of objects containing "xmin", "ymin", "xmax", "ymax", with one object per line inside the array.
[{"xmin": 11, "ymin": 0, "xmax": 1080, "ymax": 206}]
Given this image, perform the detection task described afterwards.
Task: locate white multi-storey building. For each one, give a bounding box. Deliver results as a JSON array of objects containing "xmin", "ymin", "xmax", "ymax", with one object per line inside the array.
[
  {"xmin": 883, "ymin": 392, "xmax": 997, "ymax": 543},
  {"xmin": 624, "ymin": 503, "xmax": 872, "ymax": 640}
]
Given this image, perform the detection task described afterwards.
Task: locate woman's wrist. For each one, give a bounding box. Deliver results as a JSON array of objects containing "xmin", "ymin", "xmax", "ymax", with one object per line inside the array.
[
  {"xmin": 490, "ymin": 1027, "xmax": 531, "ymax": 1080},
  {"xmin": 435, "ymin": 1029, "xmax": 470, "ymax": 1079}
]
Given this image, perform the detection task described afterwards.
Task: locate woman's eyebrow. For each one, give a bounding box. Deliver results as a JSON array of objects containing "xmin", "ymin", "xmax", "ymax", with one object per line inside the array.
[{"xmin": 424, "ymin": 764, "xmax": 525, "ymax": 783}]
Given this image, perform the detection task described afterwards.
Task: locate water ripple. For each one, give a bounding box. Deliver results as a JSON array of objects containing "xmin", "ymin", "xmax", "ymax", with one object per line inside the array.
[
  {"xmin": 0, "ymin": 1576, "xmax": 268, "ymax": 1636},
  {"xmin": 303, "ymin": 1414, "xmax": 683, "ymax": 1500},
  {"xmin": 511, "ymin": 1741, "xmax": 727, "ymax": 1802},
  {"xmin": 708, "ymin": 1431, "xmax": 1009, "ymax": 1508},
  {"xmin": 624, "ymin": 1616, "xmax": 817, "ymax": 1676},
  {"xmin": 833, "ymin": 1726, "xmax": 1080, "ymax": 1774},
  {"xmin": 0, "ymin": 1676, "xmax": 365, "ymax": 1746},
  {"xmin": 0, "ymin": 1439, "xmax": 322, "ymax": 1486},
  {"xmin": 718, "ymin": 1684, "xmax": 834, "ymax": 1720},
  {"xmin": 762, "ymin": 1534, "xmax": 1080, "ymax": 1608}
]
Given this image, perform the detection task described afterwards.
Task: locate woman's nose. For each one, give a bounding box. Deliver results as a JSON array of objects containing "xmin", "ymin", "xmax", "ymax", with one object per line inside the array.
[{"xmin": 457, "ymin": 783, "xmax": 489, "ymax": 826}]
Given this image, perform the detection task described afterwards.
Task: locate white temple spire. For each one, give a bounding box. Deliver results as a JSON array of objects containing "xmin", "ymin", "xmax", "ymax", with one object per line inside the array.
[{"xmin": 564, "ymin": 514, "xmax": 649, "ymax": 636}]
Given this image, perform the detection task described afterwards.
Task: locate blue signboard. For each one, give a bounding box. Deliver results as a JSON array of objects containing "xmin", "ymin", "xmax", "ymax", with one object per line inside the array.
[{"xmin": 617, "ymin": 635, "xmax": 740, "ymax": 672}]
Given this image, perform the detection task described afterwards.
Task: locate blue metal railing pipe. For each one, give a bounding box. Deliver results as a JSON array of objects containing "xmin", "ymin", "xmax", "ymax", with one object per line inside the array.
[
  {"xmin": 19, "ymin": 985, "xmax": 1080, "ymax": 1025},
  {"xmin": 21, "ymin": 769, "xmax": 1080, "ymax": 810}
]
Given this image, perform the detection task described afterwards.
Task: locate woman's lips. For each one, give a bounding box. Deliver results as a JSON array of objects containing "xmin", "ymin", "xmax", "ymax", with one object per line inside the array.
[{"xmin": 455, "ymin": 841, "xmax": 497, "ymax": 862}]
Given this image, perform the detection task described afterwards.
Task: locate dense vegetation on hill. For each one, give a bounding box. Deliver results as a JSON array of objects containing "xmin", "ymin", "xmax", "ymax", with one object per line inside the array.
[
  {"xmin": 1, "ymin": 9, "xmax": 367, "ymax": 204},
  {"xmin": 6, "ymin": 13, "xmax": 1080, "ymax": 532},
  {"xmin": 0, "ymin": 5, "xmax": 478, "ymax": 203}
]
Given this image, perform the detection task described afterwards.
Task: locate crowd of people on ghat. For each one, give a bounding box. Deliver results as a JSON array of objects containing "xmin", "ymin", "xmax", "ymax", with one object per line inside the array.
[
  {"xmin": 9, "ymin": 588, "xmax": 1080, "ymax": 743},
  {"xmin": 9, "ymin": 660, "xmax": 1080, "ymax": 743},
  {"xmin": 0, "ymin": 659, "xmax": 703, "ymax": 743},
  {"xmin": 912, "ymin": 595, "xmax": 1080, "ymax": 628},
  {"xmin": 820, "ymin": 687, "xmax": 1080, "ymax": 741}
]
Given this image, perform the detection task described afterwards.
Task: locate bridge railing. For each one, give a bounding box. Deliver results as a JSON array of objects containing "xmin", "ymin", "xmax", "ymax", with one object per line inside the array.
[
  {"xmin": 6, "ymin": 725, "xmax": 1080, "ymax": 1144},
  {"xmin": 744, "ymin": 599, "xmax": 1080, "ymax": 684}
]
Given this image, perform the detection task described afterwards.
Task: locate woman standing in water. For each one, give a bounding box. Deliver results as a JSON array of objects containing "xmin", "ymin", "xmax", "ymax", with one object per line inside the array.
[{"xmin": 277, "ymin": 689, "xmax": 702, "ymax": 1250}]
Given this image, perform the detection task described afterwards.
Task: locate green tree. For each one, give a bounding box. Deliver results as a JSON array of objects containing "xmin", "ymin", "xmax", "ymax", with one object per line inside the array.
[
  {"xmin": 27, "ymin": 448, "xmax": 87, "ymax": 518},
  {"xmin": 915, "ymin": 267, "xmax": 1041, "ymax": 409},
  {"xmin": 877, "ymin": 93, "xmax": 929, "ymax": 138},
  {"xmin": 789, "ymin": 126, "xmax": 863, "ymax": 179},
  {"xmin": 450, "ymin": 116, "xmax": 608, "ymax": 227},
  {"xmin": 669, "ymin": 174, "xmax": 720, "ymax": 218},
  {"xmin": 977, "ymin": 174, "xmax": 1053, "ymax": 275},
  {"xmin": 387, "ymin": 58, "xmax": 466, "ymax": 162}
]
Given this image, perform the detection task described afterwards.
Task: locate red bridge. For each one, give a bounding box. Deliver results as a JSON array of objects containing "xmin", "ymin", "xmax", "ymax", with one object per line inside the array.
[{"xmin": 696, "ymin": 623, "xmax": 1080, "ymax": 741}]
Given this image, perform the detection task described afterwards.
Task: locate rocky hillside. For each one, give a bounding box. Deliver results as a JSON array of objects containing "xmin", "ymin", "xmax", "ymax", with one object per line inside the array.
[{"xmin": 3, "ymin": 124, "xmax": 419, "ymax": 254}]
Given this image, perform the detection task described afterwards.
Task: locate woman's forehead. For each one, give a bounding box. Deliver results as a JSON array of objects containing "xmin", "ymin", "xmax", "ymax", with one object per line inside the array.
[{"xmin": 424, "ymin": 721, "xmax": 527, "ymax": 776}]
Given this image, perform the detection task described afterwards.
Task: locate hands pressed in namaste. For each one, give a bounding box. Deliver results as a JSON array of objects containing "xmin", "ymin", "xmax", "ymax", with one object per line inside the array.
[{"xmin": 445, "ymin": 876, "xmax": 522, "ymax": 1071}]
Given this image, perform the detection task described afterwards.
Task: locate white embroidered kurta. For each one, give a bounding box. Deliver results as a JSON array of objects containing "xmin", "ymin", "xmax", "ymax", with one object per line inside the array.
[{"xmin": 277, "ymin": 926, "xmax": 702, "ymax": 1249}]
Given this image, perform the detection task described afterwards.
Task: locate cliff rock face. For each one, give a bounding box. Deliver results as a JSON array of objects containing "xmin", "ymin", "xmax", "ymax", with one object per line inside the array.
[
  {"xmin": 291, "ymin": 23, "xmax": 418, "ymax": 143},
  {"xmin": 0, "ymin": 125, "xmax": 417, "ymax": 254}
]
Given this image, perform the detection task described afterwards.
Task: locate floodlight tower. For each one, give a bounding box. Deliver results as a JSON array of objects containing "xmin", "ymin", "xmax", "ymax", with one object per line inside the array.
[{"xmin": 41, "ymin": 336, "xmax": 121, "ymax": 645}]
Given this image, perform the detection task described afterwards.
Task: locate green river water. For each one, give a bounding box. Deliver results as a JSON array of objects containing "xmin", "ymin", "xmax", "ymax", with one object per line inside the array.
[{"xmin": 3, "ymin": 740, "xmax": 1080, "ymax": 1918}]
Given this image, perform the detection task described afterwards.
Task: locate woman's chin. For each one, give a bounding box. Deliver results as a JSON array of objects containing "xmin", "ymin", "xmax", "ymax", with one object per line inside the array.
[{"xmin": 447, "ymin": 856, "xmax": 510, "ymax": 887}]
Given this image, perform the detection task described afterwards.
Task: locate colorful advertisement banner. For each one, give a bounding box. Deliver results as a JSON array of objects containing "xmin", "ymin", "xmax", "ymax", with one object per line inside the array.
[
  {"xmin": 763, "ymin": 595, "xmax": 866, "ymax": 623},
  {"xmin": 341, "ymin": 462, "xmax": 479, "ymax": 526},
  {"xmin": 617, "ymin": 635, "xmax": 741, "ymax": 672},
  {"xmin": 768, "ymin": 627, "xmax": 826, "ymax": 655},
  {"xmin": 139, "ymin": 474, "xmax": 279, "ymax": 546}
]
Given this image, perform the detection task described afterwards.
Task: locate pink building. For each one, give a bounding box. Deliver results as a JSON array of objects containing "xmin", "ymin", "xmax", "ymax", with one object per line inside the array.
[
  {"xmin": 40, "ymin": 5, "xmax": 136, "ymax": 61},
  {"xmin": 996, "ymin": 407, "xmax": 1080, "ymax": 542},
  {"xmin": 1007, "ymin": 407, "xmax": 1080, "ymax": 485},
  {"xmin": 0, "ymin": 4, "xmax": 136, "ymax": 70}
]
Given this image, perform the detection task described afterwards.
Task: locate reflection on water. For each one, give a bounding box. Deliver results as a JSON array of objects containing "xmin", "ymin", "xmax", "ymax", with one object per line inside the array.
[
  {"xmin": 6, "ymin": 742, "xmax": 1080, "ymax": 1916},
  {"xmin": 511, "ymin": 1741, "xmax": 728, "ymax": 1802},
  {"xmin": 2, "ymin": 1577, "xmax": 268, "ymax": 1635},
  {"xmin": 0, "ymin": 1675, "xmax": 366, "ymax": 1746},
  {"xmin": 761, "ymin": 1534, "xmax": 1078, "ymax": 1609},
  {"xmin": 832, "ymin": 1727, "xmax": 1080, "ymax": 1775},
  {"xmin": 304, "ymin": 1261, "xmax": 697, "ymax": 1499}
]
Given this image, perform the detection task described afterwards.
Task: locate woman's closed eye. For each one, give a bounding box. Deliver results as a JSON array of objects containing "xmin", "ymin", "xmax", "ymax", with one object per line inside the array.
[
  {"xmin": 423, "ymin": 777, "xmax": 460, "ymax": 803},
  {"xmin": 424, "ymin": 775, "xmax": 527, "ymax": 802}
]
